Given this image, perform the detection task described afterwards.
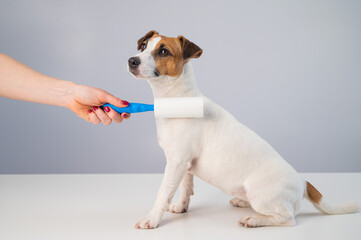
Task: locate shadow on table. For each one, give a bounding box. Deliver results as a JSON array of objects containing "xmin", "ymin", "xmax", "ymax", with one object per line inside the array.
[
  {"xmin": 295, "ymin": 212, "xmax": 324, "ymax": 225},
  {"xmin": 159, "ymin": 203, "xmax": 255, "ymax": 227},
  {"xmin": 160, "ymin": 205, "xmax": 325, "ymax": 227}
]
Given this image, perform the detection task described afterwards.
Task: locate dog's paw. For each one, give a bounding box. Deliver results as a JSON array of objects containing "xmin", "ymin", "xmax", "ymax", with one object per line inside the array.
[
  {"xmin": 135, "ymin": 215, "xmax": 160, "ymax": 229},
  {"xmin": 230, "ymin": 198, "xmax": 250, "ymax": 208},
  {"xmin": 238, "ymin": 216, "xmax": 260, "ymax": 228},
  {"xmin": 238, "ymin": 215, "xmax": 295, "ymax": 227},
  {"xmin": 169, "ymin": 201, "xmax": 188, "ymax": 214}
]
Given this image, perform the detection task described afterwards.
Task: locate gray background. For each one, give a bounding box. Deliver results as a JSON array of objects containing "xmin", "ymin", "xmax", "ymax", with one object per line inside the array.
[{"xmin": 0, "ymin": 0, "xmax": 360, "ymax": 174}]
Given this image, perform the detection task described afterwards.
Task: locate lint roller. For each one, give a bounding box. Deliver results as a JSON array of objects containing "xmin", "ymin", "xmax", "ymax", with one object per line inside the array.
[{"xmin": 103, "ymin": 97, "xmax": 203, "ymax": 118}]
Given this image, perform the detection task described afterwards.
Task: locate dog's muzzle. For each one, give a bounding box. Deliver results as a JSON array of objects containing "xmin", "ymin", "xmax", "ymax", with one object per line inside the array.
[{"xmin": 128, "ymin": 57, "xmax": 141, "ymax": 70}]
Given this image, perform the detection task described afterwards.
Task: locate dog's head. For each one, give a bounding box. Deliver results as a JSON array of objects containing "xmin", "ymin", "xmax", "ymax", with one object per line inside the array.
[{"xmin": 128, "ymin": 31, "xmax": 202, "ymax": 79}]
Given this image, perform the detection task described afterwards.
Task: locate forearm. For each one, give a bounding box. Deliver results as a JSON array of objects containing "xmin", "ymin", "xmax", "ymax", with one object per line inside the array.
[
  {"xmin": 0, "ymin": 53, "xmax": 129, "ymax": 125},
  {"xmin": 0, "ymin": 53, "xmax": 75, "ymax": 107}
]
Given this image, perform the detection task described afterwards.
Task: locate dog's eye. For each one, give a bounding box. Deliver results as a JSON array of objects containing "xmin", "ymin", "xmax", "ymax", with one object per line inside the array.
[
  {"xmin": 140, "ymin": 43, "xmax": 147, "ymax": 52},
  {"xmin": 159, "ymin": 48, "xmax": 170, "ymax": 57}
]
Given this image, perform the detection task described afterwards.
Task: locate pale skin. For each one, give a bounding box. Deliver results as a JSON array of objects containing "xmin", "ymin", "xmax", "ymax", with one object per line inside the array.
[{"xmin": 0, "ymin": 53, "xmax": 130, "ymax": 125}]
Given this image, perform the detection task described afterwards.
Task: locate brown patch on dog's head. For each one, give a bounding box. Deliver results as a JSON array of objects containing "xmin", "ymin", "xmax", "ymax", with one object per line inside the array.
[
  {"xmin": 151, "ymin": 36, "xmax": 184, "ymax": 77},
  {"xmin": 151, "ymin": 34, "xmax": 203, "ymax": 77},
  {"xmin": 132, "ymin": 31, "xmax": 203, "ymax": 78},
  {"xmin": 137, "ymin": 30, "xmax": 159, "ymax": 51},
  {"xmin": 177, "ymin": 36, "xmax": 203, "ymax": 61}
]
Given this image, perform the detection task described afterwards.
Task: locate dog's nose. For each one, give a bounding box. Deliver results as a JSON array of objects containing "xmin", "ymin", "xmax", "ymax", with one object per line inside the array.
[{"xmin": 128, "ymin": 57, "xmax": 141, "ymax": 69}]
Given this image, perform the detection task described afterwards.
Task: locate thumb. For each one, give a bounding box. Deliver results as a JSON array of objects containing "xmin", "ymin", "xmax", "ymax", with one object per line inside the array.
[{"xmin": 101, "ymin": 92, "xmax": 129, "ymax": 108}]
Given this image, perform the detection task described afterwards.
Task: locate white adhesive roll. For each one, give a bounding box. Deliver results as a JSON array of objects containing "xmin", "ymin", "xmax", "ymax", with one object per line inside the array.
[{"xmin": 154, "ymin": 97, "xmax": 204, "ymax": 118}]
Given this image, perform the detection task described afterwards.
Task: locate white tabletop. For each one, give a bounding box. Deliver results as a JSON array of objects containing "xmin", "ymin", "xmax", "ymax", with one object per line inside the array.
[{"xmin": 0, "ymin": 173, "xmax": 360, "ymax": 240}]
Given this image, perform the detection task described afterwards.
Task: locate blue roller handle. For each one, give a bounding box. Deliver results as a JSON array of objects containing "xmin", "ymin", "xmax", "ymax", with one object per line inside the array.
[{"xmin": 103, "ymin": 102, "xmax": 154, "ymax": 114}]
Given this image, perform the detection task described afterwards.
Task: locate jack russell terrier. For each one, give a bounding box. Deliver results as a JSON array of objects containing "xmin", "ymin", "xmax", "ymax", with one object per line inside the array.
[{"xmin": 127, "ymin": 30, "xmax": 359, "ymax": 229}]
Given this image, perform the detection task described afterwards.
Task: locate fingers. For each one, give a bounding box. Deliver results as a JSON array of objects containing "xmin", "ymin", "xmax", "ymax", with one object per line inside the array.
[
  {"xmin": 121, "ymin": 112, "xmax": 131, "ymax": 120},
  {"xmin": 101, "ymin": 92, "xmax": 129, "ymax": 108},
  {"xmin": 104, "ymin": 106, "xmax": 131, "ymax": 122},
  {"xmin": 104, "ymin": 106, "xmax": 123, "ymax": 123},
  {"xmin": 88, "ymin": 110, "xmax": 101, "ymax": 124},
  {"xmin": 70, "ymin": 85, "xmax": 130, "ymax": 125},
  {"xmin": 87, "ymin": 106, "xmax": 131, "ymax": 125},
  {"xmin": 92, "ymin": 106, "xmax": 112, "ymax": 125}
]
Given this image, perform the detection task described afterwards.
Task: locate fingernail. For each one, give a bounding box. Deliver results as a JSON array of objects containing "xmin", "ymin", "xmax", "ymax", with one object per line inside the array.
[
  {"xmin": 88, "ymin": 109, "xmax": 92, "ymax": 113},
  {"xmin": 123, "ymin": 113, "xmax": 129, "ymax": 118},
  {"xmin": 121, "ymin": 100, "xmax": 129, "ymax": 106},
  {"xmin": 93, "ymin": 106, "xmax": 98, "ymax": 111},
  {"xmin": 104, "ymin": 106, "xmax": 110, "ymax": 113}
]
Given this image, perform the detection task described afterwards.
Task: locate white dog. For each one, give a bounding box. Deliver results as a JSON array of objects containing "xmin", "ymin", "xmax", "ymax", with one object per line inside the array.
[{"xmin": 127, "ymin": 31, "xmax": 359, "ymax": 229}]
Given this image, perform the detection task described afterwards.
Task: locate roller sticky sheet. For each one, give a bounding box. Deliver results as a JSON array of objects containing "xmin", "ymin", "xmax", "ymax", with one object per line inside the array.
[{"xmin": 103, "ymin": 97, "xmax": 203, "ymax": 118}]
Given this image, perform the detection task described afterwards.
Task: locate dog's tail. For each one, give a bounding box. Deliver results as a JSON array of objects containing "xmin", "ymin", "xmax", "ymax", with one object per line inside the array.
[{"xmin": 304, "ymin": 181, "xmax": 360, "ymax": 215}]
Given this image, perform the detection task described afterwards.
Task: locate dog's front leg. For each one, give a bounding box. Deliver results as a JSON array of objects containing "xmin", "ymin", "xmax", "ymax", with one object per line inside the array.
[
  {"xmin": 169, "ymin": 172, "xmax": 194, "ymax": 213},
  {"xmin": 135, "ymin": 160, "xmax": 187, "ymax": 229}
]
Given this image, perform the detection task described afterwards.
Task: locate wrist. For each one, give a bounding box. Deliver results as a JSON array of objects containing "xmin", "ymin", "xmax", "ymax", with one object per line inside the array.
[{"xmin": 54, "ymin": 79, "xmax": 78, "ymax": 108}]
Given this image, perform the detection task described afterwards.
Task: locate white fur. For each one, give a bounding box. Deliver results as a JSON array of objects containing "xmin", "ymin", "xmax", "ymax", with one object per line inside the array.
[
  {"xmin": 304, "ymin": 193, "xmax": 360, "ymax": 215},
  {"xmin": 132, "ymin": 41, "xmax": 359, "ymax": 229},
  {"xmin": 133, "ymin": 61, "xmax": 303, "ymax": 229},
  {"xmin": 131, "ymin": 37, "xmax": 161, "ymax": 79}
]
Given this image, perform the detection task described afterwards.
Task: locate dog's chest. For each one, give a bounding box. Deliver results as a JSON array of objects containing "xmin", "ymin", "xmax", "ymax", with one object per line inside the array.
[{"xmin": 155, "ymin": 118, "xmax": 202, "ymax": 153}]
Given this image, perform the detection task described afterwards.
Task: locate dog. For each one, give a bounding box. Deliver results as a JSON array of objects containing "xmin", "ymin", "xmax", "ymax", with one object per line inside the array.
[{"xmin": 127, "ymin": 30, "xmax": 360, "ymax": 229}]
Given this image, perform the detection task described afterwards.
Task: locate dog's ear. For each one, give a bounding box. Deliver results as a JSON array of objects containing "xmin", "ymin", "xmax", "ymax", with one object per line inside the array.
[
  {"xmin": 137, "ymin": 30, "xmax": 159, "ymax": 50},
  {"xmin": 177, "ymin": 36, "xmax": 203, "ymax": 61}
]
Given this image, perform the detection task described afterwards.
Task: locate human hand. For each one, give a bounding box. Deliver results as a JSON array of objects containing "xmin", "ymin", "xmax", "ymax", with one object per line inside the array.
[
  {"xmin": 0, "ymin": 53, "xmax": 129, "ymax": 125},
  {"xmin": 67, "ymin": 84, "xmax": 130, "ymax": 125}
]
